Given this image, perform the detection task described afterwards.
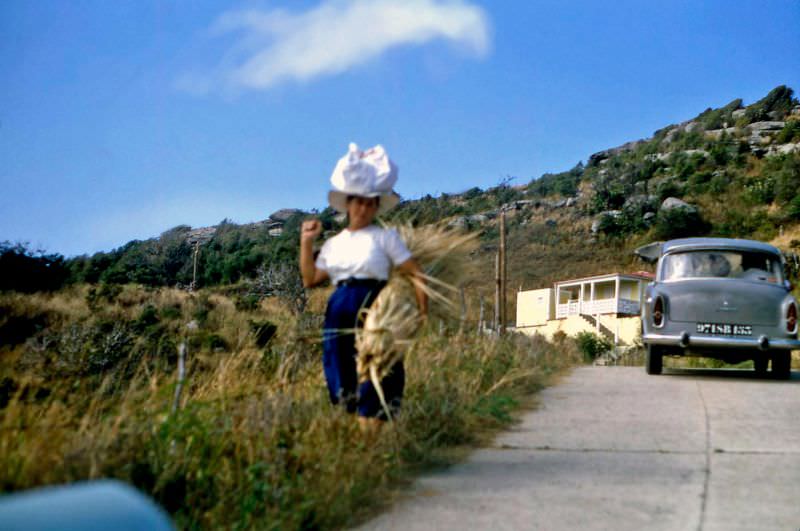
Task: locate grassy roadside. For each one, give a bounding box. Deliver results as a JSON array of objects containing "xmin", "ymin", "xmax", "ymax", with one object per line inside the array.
[{"xmin": 0, "ymin": 285, "xmax": 581, "ymax": 529}]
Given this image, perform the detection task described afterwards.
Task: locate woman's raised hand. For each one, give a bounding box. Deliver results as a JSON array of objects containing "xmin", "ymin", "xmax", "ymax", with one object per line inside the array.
[{"xmin": 301, "ymin": 219, "xmax": 322, "ymax": 241}]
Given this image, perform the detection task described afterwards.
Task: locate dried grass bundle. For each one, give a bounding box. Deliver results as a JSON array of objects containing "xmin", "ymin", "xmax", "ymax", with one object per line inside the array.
[{"xmin": 355, "ymin": 224, "xmax": 478, "ymax": 416}]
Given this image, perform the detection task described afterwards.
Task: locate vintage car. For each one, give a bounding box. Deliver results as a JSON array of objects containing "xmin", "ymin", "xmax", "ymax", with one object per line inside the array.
[{"xmin": 637, "ymin": 237, "xmax": 799, "ymax": 378}]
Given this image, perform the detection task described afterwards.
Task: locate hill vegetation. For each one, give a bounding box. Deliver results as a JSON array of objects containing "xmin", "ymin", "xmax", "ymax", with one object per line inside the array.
[
  {"xmin": 4, "ymin": 85, "xmax": 799, "ymax": 298},
  {"xmin": 2, "ymin": 85, "xmax": 800, "ymax": 528}
]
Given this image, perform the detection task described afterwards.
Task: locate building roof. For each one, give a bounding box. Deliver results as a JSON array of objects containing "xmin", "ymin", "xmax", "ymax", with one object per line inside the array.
[{"xmin": 554, "ymin": 271, "xmax": 653, "ymax": 288}]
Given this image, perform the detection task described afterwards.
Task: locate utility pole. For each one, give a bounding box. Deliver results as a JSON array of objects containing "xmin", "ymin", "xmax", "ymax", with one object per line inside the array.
[
  {"xmin": 499, "ymin": 209, "xmax": 507, "ymax": 335},
  {"xmin": 190, "ymin": 241, "xmax": 200, "ymax": 292},
  {"xmin": 494, "ymin": 251, "xmax": 500, "ymax": 331}
]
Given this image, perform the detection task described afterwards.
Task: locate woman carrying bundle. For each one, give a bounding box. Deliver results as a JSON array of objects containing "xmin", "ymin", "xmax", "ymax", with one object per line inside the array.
[{"xmin": 299, "ymin": 143, "xmax": 427, "ymax": 428}]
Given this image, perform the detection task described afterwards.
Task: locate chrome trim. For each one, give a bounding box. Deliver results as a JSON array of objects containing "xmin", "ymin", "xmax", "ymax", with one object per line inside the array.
[
  {"xmin": 757, "ymin": 335, "xmax": 769, "ymax": 351},
  {"xmin": 678, "ymin": 331, "xmax": 689, "ymax": 348},
  {"xmin": 643, "ymin": 333, "xmax": 800, "ymax": 350}
]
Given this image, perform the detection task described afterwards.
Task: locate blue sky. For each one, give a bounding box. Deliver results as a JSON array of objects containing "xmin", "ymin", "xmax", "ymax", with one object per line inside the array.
[{"xmin": 2, "ymin": 0, "xmax": 799, "ymax": 257}]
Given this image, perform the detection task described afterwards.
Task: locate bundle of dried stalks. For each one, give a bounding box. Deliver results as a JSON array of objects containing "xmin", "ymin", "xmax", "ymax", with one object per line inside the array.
[{"xmin": 355, "ymin": 223, "xmax": 478, "ymax": 416}]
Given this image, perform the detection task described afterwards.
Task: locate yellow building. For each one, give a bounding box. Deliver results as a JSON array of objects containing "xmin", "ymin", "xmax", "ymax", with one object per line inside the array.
[{"xmin": 515, "ymin": 272, "xmax": 653, "ymax": 345}]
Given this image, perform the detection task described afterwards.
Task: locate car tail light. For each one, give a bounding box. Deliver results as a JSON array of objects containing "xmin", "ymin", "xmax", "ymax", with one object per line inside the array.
[
  {"xmin": 653, "ymin": 296, "xmax": 664, "ymax": 328},
  {"xmin": 788, "ymin": 303, "xmax": 798, "ymax": 334}
]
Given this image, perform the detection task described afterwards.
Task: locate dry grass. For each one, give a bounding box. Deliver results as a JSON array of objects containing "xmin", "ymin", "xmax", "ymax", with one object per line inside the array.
[
  {"xmin": 770, "ymin": 222, "xmax": 800, "ymax": 250},
  {"xmin": 0, "ymin": 284, "xmax": 580, "ymax": 529}
]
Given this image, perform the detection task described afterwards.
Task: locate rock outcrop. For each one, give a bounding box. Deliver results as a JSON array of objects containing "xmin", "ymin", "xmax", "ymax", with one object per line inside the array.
[{"xmin": 660, "ymin": 197, "xmax": 697, "ymax": 213}]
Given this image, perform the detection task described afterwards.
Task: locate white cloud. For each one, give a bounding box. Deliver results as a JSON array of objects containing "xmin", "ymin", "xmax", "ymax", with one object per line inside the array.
[{"xmin": 182, "ymin": 0, "xmax": 490, "ymax": 93}]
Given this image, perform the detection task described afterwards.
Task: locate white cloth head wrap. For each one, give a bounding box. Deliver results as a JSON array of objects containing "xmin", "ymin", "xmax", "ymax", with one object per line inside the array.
[{"xmin": 328, "ymin": 143, "xmax": 400, "ymax": 214}]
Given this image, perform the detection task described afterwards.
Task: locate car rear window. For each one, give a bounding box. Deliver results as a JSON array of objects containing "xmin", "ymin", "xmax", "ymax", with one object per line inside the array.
[{"xmin": 661, "ymin": 250, "xmax": 784, "ymax": 283}]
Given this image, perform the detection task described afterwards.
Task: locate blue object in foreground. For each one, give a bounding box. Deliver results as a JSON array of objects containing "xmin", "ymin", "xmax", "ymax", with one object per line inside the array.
[{"xmin": 0, "ymin": 479, "xmax": 174, "ymax": 531}]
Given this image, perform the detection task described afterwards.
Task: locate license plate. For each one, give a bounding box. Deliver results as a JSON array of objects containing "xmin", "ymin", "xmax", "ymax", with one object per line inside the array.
[{"xmin": 696, "ymin": 322, "xmax": 752, "ymax": 336}]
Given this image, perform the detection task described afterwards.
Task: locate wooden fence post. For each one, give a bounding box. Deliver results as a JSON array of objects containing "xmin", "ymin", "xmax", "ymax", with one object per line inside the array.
[{"xmin": 172, "ymin": 341, "xmax": 186, "ymax": 414}]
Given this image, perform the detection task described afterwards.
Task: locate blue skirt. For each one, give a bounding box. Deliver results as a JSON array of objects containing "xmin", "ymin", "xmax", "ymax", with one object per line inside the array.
[{"xmin": 322, "ymin": 279, "xmax": 405, "ymax": 419}]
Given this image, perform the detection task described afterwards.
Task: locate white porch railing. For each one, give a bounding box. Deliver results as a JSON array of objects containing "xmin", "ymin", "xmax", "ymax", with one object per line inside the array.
[
  {"xmin": 555, "ymin": 298, "xmax": 640, "ymax": 318},
  {"xmin": 618, "ymin": 298, "xmax": 640, "ymax": 315}
]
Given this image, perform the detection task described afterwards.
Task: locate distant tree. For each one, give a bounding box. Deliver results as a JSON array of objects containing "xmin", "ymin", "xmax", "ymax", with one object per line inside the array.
[
  {"xmin": 461, "ymin": 187, "xmax": 483, "ymax": 200},
  {"xmin": 492, "ymin": 177, "xmax": 522, "ymax": 206},
  {"xmin": 81, "ymin": 252, "xmax": 116, "ymax": 283},
  {"xmin": 528, "ymin": 163, "xmax": 583, "ymax": 197},
  {"xmin": 0, "ymin": 242, "xmax": 69, "ymax": 292},
  {"xmin": 160, "ymin": 224, "xmax": 192, "ymax": 238},
  {"xmin": 745, "ymin": 85, "xmax": 797, "ymax": 122},
  {"xmin": 252, "ymin": 262, "xmax": 307, "ymax": 314},
  {"xmin": 317, "ymin": 206, "xmax": 341, "ymax": 231},
  {"xmin": 694, "ymin": 98, "xmax": 743, "ymax": 129}
]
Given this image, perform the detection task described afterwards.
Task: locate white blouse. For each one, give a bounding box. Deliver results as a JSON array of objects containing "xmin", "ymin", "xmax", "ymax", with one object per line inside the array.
[{"xmin": 315, "ymin": 225, "xmax": 412, "ymax": 285}]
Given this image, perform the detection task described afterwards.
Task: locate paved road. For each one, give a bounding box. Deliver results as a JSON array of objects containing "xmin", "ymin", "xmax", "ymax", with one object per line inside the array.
[{"xmin": 359, "ymin": 366, "xmax": 800, "ymax": 531}]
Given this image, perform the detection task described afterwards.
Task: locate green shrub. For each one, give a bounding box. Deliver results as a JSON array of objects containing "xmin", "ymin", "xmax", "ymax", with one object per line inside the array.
[
  {"xmin": 590, "ymin": 178, "xmax": 628, "ymax": 212},
  {"xmin": 708, "ymin": 143, "xmax": 731, "ymax": 166},
  {"xmin": 574, "ymin": 331, "xmax": 612, "ymax": 362},
  {"xmin": 694, "ymin": 98, "xmax": 743, "ymax": 129},
  {"xmin": 767, "ymin": 155, "xmax": 800, "ymax": 204},
  {"xmin": 687, "ymin": 170, "xmax": 714, "ymax": 194},
  {"xmin": 160, "ymin": 305, "xmax": 182, "ymax": 321},
  {"xmin": 202, "ymin": 333, "xmax": 228, "ymax": 352},
  {"xmin": 235, "ymin": 293, "xmax": 261, "ymax": 312},
  {"xmin": 85, "ymin": 320, "xmax": 135, "ymax": 374},
  {"xmin": 528, "ymin": 163, "xmax": 584, "ymax": 197},
  {"xmin": 787, "ymin": 195, "xmax": 800, "ymax": 220},
  {"xmin": 776, "ymin": 120, "xmax": 800, "ymax": 144},
  {"xmin": 655, "ymin": 180, "xmax": 684, "ymax": 202},
  {"xmin": 134, "ymin": 304, "xmax": 160, "ymax": 332},
  {"xmin": 708, "ymin": 172, "xmax": 732, "ymax": 195},
  {"xmin": 743, "ymin": 176, "xmax": 776, "ymax": 204},
  {"xmin": 596, "ymin": 202, "xmax": 654, "ymax": 237}
]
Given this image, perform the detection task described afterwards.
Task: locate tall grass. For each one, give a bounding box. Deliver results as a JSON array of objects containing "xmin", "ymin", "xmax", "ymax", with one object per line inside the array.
[{"xmin": 0, "ymin": 286, "xmax": 580, "ymax": 529}]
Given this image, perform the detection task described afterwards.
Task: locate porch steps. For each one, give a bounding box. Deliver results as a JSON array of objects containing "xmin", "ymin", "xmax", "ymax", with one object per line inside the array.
[{"xmin": 579, "ymin": 314, "xmax": 615, "ymax": 341}]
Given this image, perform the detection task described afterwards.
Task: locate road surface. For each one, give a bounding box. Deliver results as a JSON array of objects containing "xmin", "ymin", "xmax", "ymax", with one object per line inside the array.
[{"xmin": 359, "ymin": 366, "xmax": 800, "ymax": 530}]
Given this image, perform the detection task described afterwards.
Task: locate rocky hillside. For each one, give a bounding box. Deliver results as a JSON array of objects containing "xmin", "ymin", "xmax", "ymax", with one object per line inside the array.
[
  {"xmin": 3, "ymin": 86, "xmax": 799, "ymax": 302},
  {"xmin": 381, "ymin": 85, "xmax": 800, "ymax": 295}
]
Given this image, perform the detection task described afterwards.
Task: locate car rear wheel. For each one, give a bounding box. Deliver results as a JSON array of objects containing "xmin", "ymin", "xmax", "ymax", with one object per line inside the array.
[
  {"xmin": 771, "ymin": 352, "xmax": 791, "ymax": 380},
  {"xmin": 645, "ymin": 345, "xmax": 663, "ymax": 375}
]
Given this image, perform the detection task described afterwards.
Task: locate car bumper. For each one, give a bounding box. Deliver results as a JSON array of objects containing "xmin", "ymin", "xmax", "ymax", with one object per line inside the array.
[{"xmin": 644, "ymin": 332, "xmax": 800, "ymax": 350}]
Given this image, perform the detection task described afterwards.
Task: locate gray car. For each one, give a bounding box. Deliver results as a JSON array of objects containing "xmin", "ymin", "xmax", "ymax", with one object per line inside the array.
[{"xmin": 637, "ymin": 237, "xmax": 799, "ymax": 378}]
